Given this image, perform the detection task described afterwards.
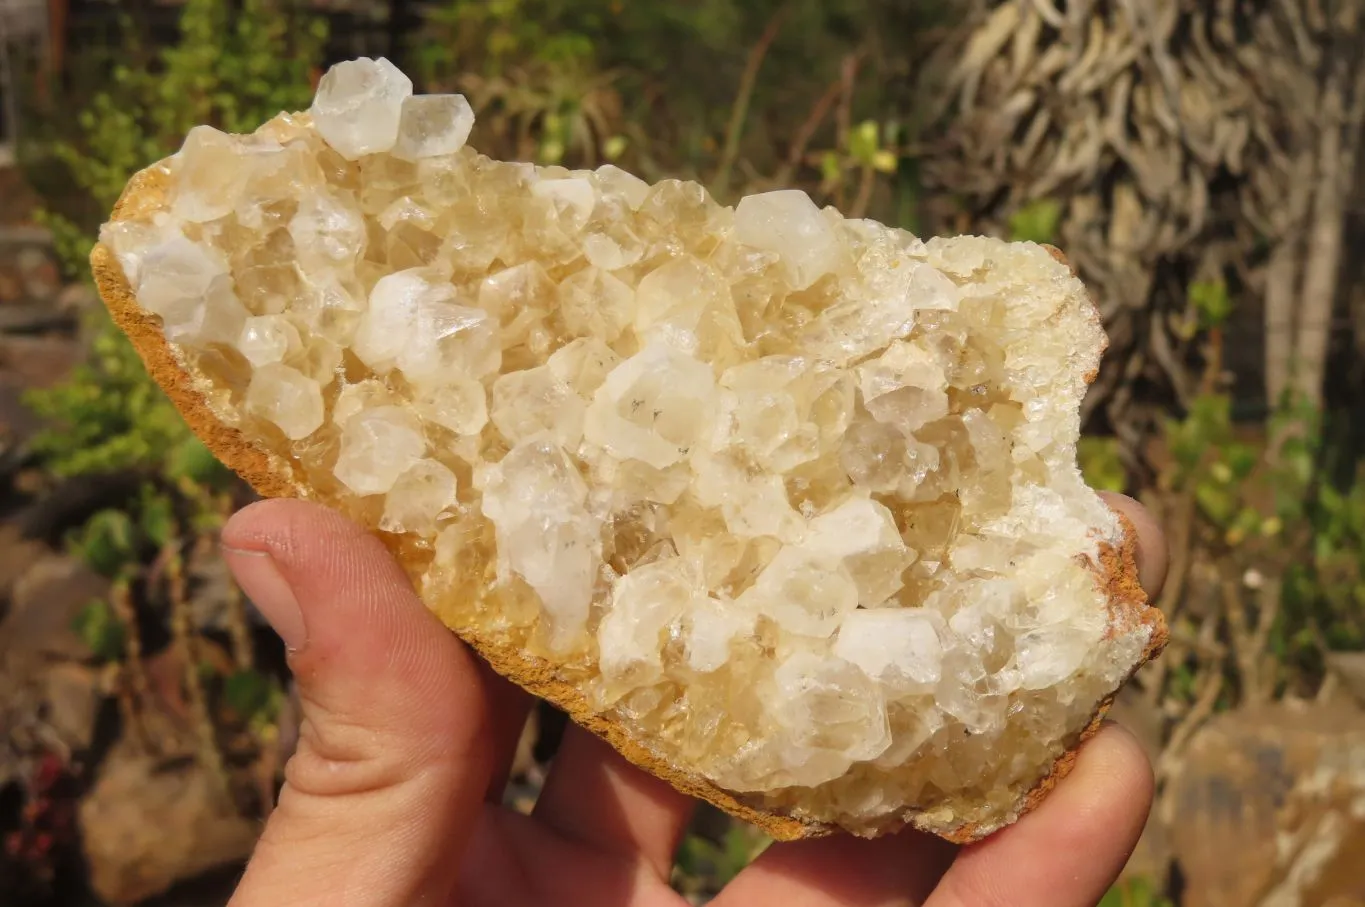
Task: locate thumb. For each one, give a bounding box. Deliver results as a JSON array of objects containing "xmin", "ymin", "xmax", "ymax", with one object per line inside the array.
[{"xmin": 221, "ymin": 499, "xmax": 493, "ymax": 907}]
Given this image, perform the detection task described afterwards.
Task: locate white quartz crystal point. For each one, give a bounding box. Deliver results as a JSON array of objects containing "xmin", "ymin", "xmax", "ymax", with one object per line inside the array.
[
  {"xmin": 597, "ymin": 559, "xmax": 701, "ymax": 684},
  {"xmin": 392, "ymin": 94, "xmax": 476, "ymax": 161},
  {"xmin": 353, "ymin": 269, "xmax": 501, "ymax": 385},
  {"xmin": 310, "ymin": 57, "xmax": 414, "ymax": 160},
  {"xmin": 135, "ymin": 233, "xmax": 247, "ymax": 347},
  {"xmin": 237, "ymin": 314, "xmax": 300, "ymax": 367},
  {"xmin": 583, "ymin": 342, "xmax": 718, "ymax": 470},
  {"xmin": 762, "ymin": 651, "xmax": 892, "ymax": 788},
  {"xmin": 381, "ymin": 458, "xmax": 459, "ymax": 535},
  {"xmin": 333, "ymin": 405, "xmax": 428, "ymax": 496},
  {"xmin": 833, "ymin": 608, "xmax": 946, "ymax": 692},
  {"xmin": 245, "ymin": 363, "xmax": 325, "ymax": 441},
  {"xmin": 734, "ymin": 189, "xmax": 845, "ymax": 290},
  {"xmin": 170, "ymin": 126, "xmax": 245, "ymax": 223},
  {"xmin": 480, "ymin": 436, "xmax": 603, "ymax": 653}
]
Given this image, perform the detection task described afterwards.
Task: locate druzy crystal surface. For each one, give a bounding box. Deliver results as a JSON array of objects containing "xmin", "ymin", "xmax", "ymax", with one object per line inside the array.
[{"xmin": 98, "ymin": 58, "xmax": 1157, "ymax": 838}]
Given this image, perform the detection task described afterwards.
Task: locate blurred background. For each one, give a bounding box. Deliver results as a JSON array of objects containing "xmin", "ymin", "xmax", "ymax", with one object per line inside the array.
[{"xmin": 0, "ymin": 0, "xmax": 1362, "ymax": 904}]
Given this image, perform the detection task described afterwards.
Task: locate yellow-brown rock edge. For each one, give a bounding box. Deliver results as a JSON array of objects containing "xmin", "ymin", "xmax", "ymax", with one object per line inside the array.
[{"xmin": 90, "ymin": 57, "xmax": 1166, "ymax": 842}]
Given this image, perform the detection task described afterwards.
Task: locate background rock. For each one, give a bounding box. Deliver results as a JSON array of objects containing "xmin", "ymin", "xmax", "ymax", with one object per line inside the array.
[
  {"xmin": 1327, "ymin": 653, "xmax": 1365, "ymax": 709},
  {"xmin": 1167, "ymin": 703, "xmax": 1365, "ymax": 907},
  {"xmin": 78, "ymin": 744, "xmax": 257, "ymax": 907}
]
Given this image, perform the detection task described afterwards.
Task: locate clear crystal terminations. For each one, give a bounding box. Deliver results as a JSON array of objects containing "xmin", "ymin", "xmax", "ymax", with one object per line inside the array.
[{"xmin": 94, "ymin": 57, "xmax": 1163, "ymax": 841}]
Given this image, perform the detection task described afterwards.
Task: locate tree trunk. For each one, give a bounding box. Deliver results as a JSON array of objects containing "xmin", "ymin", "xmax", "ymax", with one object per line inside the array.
[
  {"xmin": 1264, "ymin": 156, "xmax": 1312, "ymax": 409},
  {"xmin": 1292, "ymin": 69, "xmax": 1347, "ymax": 408}
]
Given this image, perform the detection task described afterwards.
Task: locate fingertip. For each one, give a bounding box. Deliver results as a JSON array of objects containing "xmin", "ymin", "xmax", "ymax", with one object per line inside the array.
[
  {"xmin": 1098, "ymin": 492, "xmax": 1168, "ymax": 598},
  {"xmin": 1008, "ymin": 720, "xmax": 1155, "ymax": 860},
  {"xmin": 1083, "ymin": 720, "xmax": 1156, "ymax": 831},
  {"xmin": 221, "ymin": 497, "xmax": 478, "ymax": 742},
  {"xmin": 925, "ymin": 722, "xmax": 1155, "ymax": 907},
  {"xmin": 221, "ymin": 497, "xmax": 374, "ymax": 561},
  {"xmin": 223, "ymin": 499, "xmax": 497, "ymax": 906}
]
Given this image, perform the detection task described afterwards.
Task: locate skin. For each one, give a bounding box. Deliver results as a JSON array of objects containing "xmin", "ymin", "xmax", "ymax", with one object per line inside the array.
[{"xmin": 218, "ymin": 492, "xmax": 1166, "ymax": 907}]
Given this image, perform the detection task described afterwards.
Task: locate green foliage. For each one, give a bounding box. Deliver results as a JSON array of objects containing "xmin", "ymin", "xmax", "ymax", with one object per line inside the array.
[
  {"xmin": 1079, "ymin": 436, "xmax": 1128, "ymax": 492},
  {"xmin": 1166, "ymin": 662, "xmax": 1199, "ymax": 705},
  {"xmin": 224, "ymin": 668, "xmax": 286, "ymax": 734},
  {"xmin": 65, "ymin": 486, "xmax": 187, "ymax": 575},
  {"xmin": 1289, "ymin": 464, "xmax": 1365, "ymax": 651},
  {"xmin": 69, "ymin": 510, "xmax": 139, "ymax": 577},
  {"xmin": 414, "ymin": 0, "xmax": 941, "ymax": 217},
  {"xmin": 25, "ymin": 321, "xmax": 200, "ymax": 478},
  {"xmin": 28, "ymin": 313, "xmax": 233, "ymax": 577},
  {"xmin": 674, "ymin": 825, "xmax": 771, "ymax": 893},
  {"xmin": 1189, "ymin": 278, "xmax": 1233, "ymax": 330},
  {"xmin": 1099, "ymin": 876, "xmax": 1174, "ymax": 907},
  {"xmin": 1162, "ymin": 385, "xmax": 1365, "ymax": 671},
  {"xmin": 847, "ymin": 120, "xmax": 899, "ymax": 174},
  {"xmin": 1007, "ymin": 199, "xmax": 1062, "ymax": 245},
  {"xmin": 19, "ymin": 0, "xmax": 303, "ymax": 575},
  {"xmin": 72, "ymin": 598, "xmax": 127, "ymax": 662},
  {"xmin": 1267, "ymin": 394, "xmax": 1322, "ymax": 523},
  {"xmin": 1163, "ymin": 394, "xmax": 1234, "ymax": 488},
  {"xmin": 33, "ymin": 0, "xmax": 325, "ymax": 272},
  {"xmin": 414, "ymin": 0, "xmax": 599, "ymax": 81}
]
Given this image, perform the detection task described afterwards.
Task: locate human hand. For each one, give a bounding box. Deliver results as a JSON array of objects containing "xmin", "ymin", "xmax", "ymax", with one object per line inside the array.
[{"xmin": 219, "ymin": 493, "xmax": 1167, "ymax": 907}]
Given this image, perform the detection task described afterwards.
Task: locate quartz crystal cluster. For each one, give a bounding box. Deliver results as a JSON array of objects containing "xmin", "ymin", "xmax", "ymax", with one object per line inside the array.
[{"xmin": 95, "ymin": 58, "xmax": 1161, "ymax": 839}]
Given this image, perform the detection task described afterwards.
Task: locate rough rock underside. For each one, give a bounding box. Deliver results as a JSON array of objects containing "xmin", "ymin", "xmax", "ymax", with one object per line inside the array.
[{"xmin": 93, "ymin": 57, "xmax": 1163, "ymax": 841}]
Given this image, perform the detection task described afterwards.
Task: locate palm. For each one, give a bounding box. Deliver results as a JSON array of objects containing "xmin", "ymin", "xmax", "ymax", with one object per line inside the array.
[{"xmin": 462, "ymin": 803, "xmax": 689, "ymax": 907}]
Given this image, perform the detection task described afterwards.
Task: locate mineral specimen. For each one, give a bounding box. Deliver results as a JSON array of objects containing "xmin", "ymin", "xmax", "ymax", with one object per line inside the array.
[{"xmin": 91, "ymin": 57, "xmax": 1165, "ymax": 842}]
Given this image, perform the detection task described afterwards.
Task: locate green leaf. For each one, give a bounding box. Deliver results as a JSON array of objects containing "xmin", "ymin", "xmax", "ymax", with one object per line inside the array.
[
  {"xmin": 1079, "ymin": 436, "xmax": 1127, "ymax": 492},
  {"xmin": 1189, "ymin": 278, "xmax": 1233, "ymax": 328},
  {"xmin": 1007, "ymin": 199, "xmax": 1062, "ymax": 245},
  {"xmin": 849, "ymin": 119, "xmax": 880, "ymax": 165},
  {"xmin": 70, "ymin": 509, "xmax": 138, "ymax": 576},
  {"xmin": 1320, "ymin": 483, "xmax": 1345, "ymax": 517},
  {"xmin": 139, "ymin": 491, "xmax": 177, "ymax": 548},
  {"xmin": 819, "ymin": 151, "xmax": 842, "ymax": 185},
  {"xmin": 1165, "ymin": 394, "xmax": 1236, "ymax": 484},
  {"xmin": 224, "ymin": 668, "xmax": 280, "ymax": 722},
  {"xmin": 72, "ymin": 599, "xmax": 126, "ymax": 662},
  {"xmin": 1195, "ymin": 481, "xmax": 1236, "ymax": 527},
  {"xmin": 1169, "ymin": 663, "xmax": 1197, "ymax": 703},
  {"xmin": 1226, "ymin": 507, "xmax": 1263, "ymax": 547},
  {"xmin": 166, "ymin": 435, "xmax": 230, "ymax": 486},
  {"xmin": 602, "ymin": 134, "xmax": 628, "ymax": 160},
  {"xmin": 1222, "ymin": 443, "xmax": 1259, "ymax": 481}
]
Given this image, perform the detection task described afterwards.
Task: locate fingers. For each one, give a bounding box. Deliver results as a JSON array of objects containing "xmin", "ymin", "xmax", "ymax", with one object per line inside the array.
[
  {"xmin": 532, "ymin": 724, "xmax": 696, "ymax": 879},
  {"xmin": 711, "ymin": 828, "xmax": 956, "ymax": 907},
  {"xmin": 925, "ymin": 722, "xmax": 1154, "ymax": 907},
  {"xmin": 1099, "ymin": 492, "xmax": 1169, "ymax": 599},
  {"xmin": 222, "ymin": 499, "xmax": 494, "ymax": 907},
  {"xmin": 479, "ymin": 660, "xmax": 535, "ymax": 804},
  {"xmin": 715, "ymin": 723, "xmax": 1152, "ymax": 907}
]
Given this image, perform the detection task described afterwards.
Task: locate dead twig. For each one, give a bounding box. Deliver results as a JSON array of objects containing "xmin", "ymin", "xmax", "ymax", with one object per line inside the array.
[
  {"xmin": 831, "ymin": 53, "xmax": 860, "ymax": 210},
  {"xmin": 1157, "ymin": 657, "xmax": 1224, "ymax": 782},
  {"xmin": 108, "ymin": 573, "xmax": 151, "ymax": 751},
  {"xmin": 849, "ymin": 160, "xmax": 878, "ymax": 220},
  {"xmin": 165, "ymin": 535, "xmax": 229, "ymax": 800},
  {"xmin": 711, "ymin": 3, "xmax": 792, "ymax": 199},
  {"xmin": 771, "ymin": 70, "xmax": 849, "ymax": 188},
  {"xmin": 1221, "ymin": 569, "xmax": 1258, "ymax": 701},
  {"xmin": 1142, "ymin": 489, "xmax": 1196, "ymax": 705}
]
